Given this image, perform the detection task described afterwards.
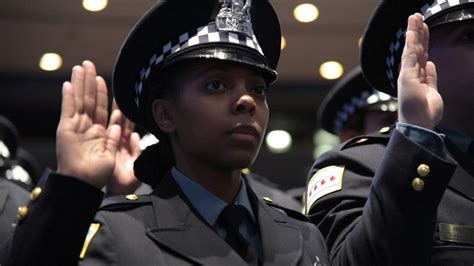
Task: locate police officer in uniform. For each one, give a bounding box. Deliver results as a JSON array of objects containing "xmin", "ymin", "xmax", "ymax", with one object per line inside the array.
[
  {"xmin": 306, "ymin": 0, "xmax": 474, "ymax": 265},
  {"xmin": 318, "ymin": 66, "xmax": 397, "ymax": 142},
  {"xmin": 4, "ymin": 0, "xmax": 329, "ymax": 265},
  {"xmin": 0, "ymin": 117, "xmax": 29, "ymax": 245}
]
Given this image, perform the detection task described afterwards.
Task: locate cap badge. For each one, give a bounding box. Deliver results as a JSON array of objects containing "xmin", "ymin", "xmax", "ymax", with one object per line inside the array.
[{"xmin": 216, "ymin": 0, "xmax": 253, "ymax": 37}]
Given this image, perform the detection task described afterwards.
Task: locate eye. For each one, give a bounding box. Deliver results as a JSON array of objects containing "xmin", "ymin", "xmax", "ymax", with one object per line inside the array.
[
  {"xmin": 252, "ymin": 85, "xmax": 268, "ymax": 97},
  {"xmin": 205, "ymin": 80, "xmax": 226, "ymax": 92}
]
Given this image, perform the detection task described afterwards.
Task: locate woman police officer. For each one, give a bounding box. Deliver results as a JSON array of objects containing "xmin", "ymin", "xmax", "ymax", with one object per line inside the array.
[{"xmin": 4, "ymin": 0, "xmax": 329, "ymax": 265}]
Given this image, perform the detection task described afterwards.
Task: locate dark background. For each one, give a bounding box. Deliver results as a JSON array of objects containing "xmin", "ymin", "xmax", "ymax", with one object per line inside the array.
[{"xmin": 0, "ymin": 0, "xmax": 378, "ymax": 189}]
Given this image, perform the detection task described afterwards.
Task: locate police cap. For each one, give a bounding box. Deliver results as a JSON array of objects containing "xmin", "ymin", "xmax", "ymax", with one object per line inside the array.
[
  {"xmin": 318, "ymin": 66, "xmax": 397, "ymax": 135},
  {"xmin": 113, "ymin": 0, "xmax": 281, "ymax": 130},
  {"xmin": 361, "ymin": 0, "xmax": 474, "ymax": 96}
]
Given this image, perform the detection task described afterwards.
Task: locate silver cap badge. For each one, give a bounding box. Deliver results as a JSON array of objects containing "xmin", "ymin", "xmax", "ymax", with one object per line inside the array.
[{"xmin": 216, "ymin": 0, "xmax": 253, "ymax": 36}]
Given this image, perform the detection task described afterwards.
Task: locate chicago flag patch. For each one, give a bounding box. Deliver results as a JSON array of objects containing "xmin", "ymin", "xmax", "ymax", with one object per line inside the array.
[{"xmin": 306, "ymin": 165, "xmax": 345, "ymax": 212}]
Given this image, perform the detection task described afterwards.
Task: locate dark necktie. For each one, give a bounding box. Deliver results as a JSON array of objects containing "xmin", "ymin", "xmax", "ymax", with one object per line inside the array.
[{"xmin": 217, "ymin": 204, "xmax": 259, "ymax": 264}]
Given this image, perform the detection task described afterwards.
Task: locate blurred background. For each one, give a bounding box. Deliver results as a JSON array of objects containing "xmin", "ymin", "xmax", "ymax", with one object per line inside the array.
[{"xmin": 0, "ymin": 0, "xmax": 378, "ymax": 190}]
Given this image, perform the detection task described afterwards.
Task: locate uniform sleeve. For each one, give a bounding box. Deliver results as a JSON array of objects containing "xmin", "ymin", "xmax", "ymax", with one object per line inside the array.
[
  {"xmin": 5, "ymin": 172, "xmax": 104, "ymax": 266},
  {"xmin": 306, "ymin": 130, "xmax": 457, "ymax": 265}
]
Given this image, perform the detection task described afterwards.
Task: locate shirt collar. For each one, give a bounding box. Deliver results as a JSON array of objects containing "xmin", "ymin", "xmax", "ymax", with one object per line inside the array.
[{"xmin": 171, "ymin": 167, "xmax": 256, "ymax": 227}]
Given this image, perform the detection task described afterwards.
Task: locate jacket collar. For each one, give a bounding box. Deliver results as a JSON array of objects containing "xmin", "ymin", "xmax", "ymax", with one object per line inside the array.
[{"xmin": 145, "ymin": 173, "xmax": 303, "ymax": 265}]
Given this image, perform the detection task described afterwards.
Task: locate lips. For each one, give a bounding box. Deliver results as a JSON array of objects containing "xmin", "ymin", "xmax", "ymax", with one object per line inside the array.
[{"xmin": 227, "ymin": 125, "xmax": 260, "ymax": 139}]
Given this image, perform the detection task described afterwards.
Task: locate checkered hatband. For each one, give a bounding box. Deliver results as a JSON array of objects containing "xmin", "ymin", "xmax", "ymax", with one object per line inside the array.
[
  {"xmin": 333, "ymin": 90, "xmax": 372, "ymax": 134},
  {"xmin": 384, "ymin": 4, "xmax": 431, "ymax": 89},
  {"xmin": 133, "ymin": 22, "xmax": 264, "ymax": 107},
  {"xmin": 423, "ymin": 0, "xmax": 474, "ymax": 19},
  {"xmin": 385, "ymin": 0, "xmax": 473, "ymax": 89}
]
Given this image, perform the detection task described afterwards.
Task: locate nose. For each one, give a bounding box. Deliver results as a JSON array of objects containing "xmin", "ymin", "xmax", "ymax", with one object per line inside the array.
[{"xmin": 232, "ymin": 92, "xmax": 256, "ymax": 116}]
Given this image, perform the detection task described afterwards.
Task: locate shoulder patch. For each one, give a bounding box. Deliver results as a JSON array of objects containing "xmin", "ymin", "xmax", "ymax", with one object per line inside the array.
[
  {"xmin": 79, "ymin": 223, "xmax": 100, "ymax": 260},
  {"xmin": 306, "ymin": 165, "xmax": 344, "ymax": 213}
]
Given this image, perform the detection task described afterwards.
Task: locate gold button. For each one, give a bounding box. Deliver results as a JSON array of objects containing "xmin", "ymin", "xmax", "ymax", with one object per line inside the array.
[
  {"xmin": 262, "ymin": 197, "xmax": 273, "ymax": 203},
  {"xmin": 17, "ymin": 206, "xmax": 28, "ymax": 221},
  {"xmin": 356, "ymin": 138, "xmax": 368, "ymax": 144},
  {"xmin": 379, "ymin": 127, "xmax": 390, "ymax": 134},
  {"xmin": 417, "ymin": 164, "xmax": 430, "ymax": 177},
  {"xmin": 30, "ymin": 187, "xmax": 42, "ymax": 202},
  {"xmin": 412, "ymin": 178, "xmax": 425, "ymax": 191},
  {"xmin": 241, "ymin": 168, "xmax": 251, "ymax": 175},
  {"xmin": 125, "ymin": 194, "xmax": 139, "ymax": 201}
]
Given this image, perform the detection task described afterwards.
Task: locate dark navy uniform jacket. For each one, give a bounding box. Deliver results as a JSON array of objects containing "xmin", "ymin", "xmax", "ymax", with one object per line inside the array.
[
  {"xmin": 307, "ymin": 127, "xmax": 473, "ymax": 265},
  {"xmin": 0, "ymin": 179, "xmax": 28, "ymax": 244},
  {"xmin": 4, "ymin": 172, "xmax": 329, "ymax": 266}
]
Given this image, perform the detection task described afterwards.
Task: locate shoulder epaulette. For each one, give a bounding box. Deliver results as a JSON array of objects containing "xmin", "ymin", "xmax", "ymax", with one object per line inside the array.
[
  {"xmin": 341, "ymin": 125, "xmax": 394, "ymax": 151},
  {"xmin": 264, "ymin": 200, "xmax": 309, "ymax": 222},
  {"xmin": 99, "ymin": 194, "xmax": 152, "ymax": 211}
]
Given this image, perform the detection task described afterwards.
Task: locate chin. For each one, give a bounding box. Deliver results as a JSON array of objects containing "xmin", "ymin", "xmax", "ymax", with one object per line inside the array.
[{"xmin": 219, "ymin": 151, "xmax": 258, "ymax": 170}]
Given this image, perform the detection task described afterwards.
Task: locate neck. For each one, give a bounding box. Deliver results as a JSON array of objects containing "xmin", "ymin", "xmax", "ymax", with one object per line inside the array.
[{"xmin": 175, "ymin": 159, "xmax": 243, "ymax": 204}]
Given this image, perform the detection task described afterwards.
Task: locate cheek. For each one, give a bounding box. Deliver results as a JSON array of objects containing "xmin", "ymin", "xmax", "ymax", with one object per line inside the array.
[
  {"xmin": 256, "ymin": 101, "xmax": 269, "ymax": 129},
  {"xmin": 431, "ymin": 48, "xmax": 474, "ymax": 100}
]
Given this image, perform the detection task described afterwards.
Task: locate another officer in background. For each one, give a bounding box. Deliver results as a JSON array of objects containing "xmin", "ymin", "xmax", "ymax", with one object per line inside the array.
[
  {"xmin": 0, "ymin": 117, "xmax": 29, "ymax": 244},
  {"xmin": 318, "ymin": 66, "xmax": 397, "ymax": 142},
  {"xmin": 306, "ymin": 0, "xmax": 474, "ymax": 265}
]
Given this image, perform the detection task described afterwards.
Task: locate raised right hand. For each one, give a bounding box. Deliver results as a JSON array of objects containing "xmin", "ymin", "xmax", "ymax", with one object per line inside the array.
[
  {"xmin": 56, "ymin": 61, "xmax": 121, "ymax": 189},
  {"xmin": 397, "ymin": 13, "xmax": 444, "ymax": 130}
]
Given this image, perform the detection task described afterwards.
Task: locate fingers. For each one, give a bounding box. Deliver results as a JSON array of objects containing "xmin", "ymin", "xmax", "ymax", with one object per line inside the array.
[
  {"xmin": 109, "ymin": 105, "xmax": 134, "ymax": 139},
  {"xmin": 112, "ymin": 98, "xmax": 119, "ymax": 112},
  {"xmin": 109, "ymin": 109, "xmax": 122, "ymax": 127},
  {"xmin": 421, "ymin": 22, "xmax": 429, "ymax": 66},
  {"xmin": 123, "ymin": 114, "xmax": 135, "ymax": 139},
  {"xmin": 71, "ymin": 66, "xmax": 85, "ymax": 114},
  {"xmin": 83, "ymin": 61, "xmax": 98, "ymax": 119},
  {"xmin": 401, "ymin": 13, "xmax": 430, "ymax": 79},
  {"xmin": 60, "ymin": 82, "xmax": 75, "ymax": 120},
  {"xmin": 106, "ymin": 124, "xmax": 122, "ymax": 158},
  {"xmin": 402, "ymin": 15, "xmax": 419, "ymax": 69},
  {"xmin": 426, "ymin": 61, "xmax": 438, "ymax": 90},
  {"xmin": 130, "ymin": 132, "xmax": 142, "ymax": 158},
  {"xmin": 95, "ymin": 76, "xmax": 109, "ymax": 127}
]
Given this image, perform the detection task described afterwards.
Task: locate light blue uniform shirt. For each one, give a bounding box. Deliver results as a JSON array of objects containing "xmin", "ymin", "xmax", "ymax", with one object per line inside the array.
[{"xmin": 171, "ymin": 167, "xmax": 262, "ymax": 257}]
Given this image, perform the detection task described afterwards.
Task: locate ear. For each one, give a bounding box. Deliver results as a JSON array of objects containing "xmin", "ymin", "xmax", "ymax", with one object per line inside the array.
[{"xmin": 152, "ymin": 99, "xmax": 176, "ymax": 133}]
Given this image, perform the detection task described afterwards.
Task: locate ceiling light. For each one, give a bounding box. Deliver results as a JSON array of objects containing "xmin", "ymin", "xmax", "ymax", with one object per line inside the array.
[
  {"xmin": 83, "ymin": 0, "xmax": 108, "ymax": 12},
  {"xmin": 281, "ymin": 36, "xmax": 287, "ymax": 50},
  {"xmin": 319, "ymin": 61, "xmax": 344, "ymax": 80},
  {"xmin": 293, "ymin": 3, "xmax": 319, "ymax": 23},
  {"xmin": 39, "ymin": 53, "xmax": 62, "ymax": 71},
  {"xmin": 265, "ymin": 130, "xmax": 292, "ymax": 153}
]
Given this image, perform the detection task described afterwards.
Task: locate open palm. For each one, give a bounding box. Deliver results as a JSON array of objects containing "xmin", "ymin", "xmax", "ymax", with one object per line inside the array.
[
  {"xmin": 398, "ymin": 13, "xmax": 443, "ymax": 130},
  {"xmin": 56, "ymin": 61, "xmax": 121, "ymax": 188}
]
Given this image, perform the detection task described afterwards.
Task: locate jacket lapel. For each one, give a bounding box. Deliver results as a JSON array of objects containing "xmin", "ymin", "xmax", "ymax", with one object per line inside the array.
[
  {"xmin": 0, "ymin": 181, "xmax": 8, "ymax": 212},
  {"xmin": 445, "ymin": 145, "xmax": 474, "ymax": 201},
  {"xmin": 248, "ymin": 187, "xmax": 303, "ymax": 266},
  {"xmin": 145, "ymin": 174, "xmax": 247, "ymax": 265}
]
